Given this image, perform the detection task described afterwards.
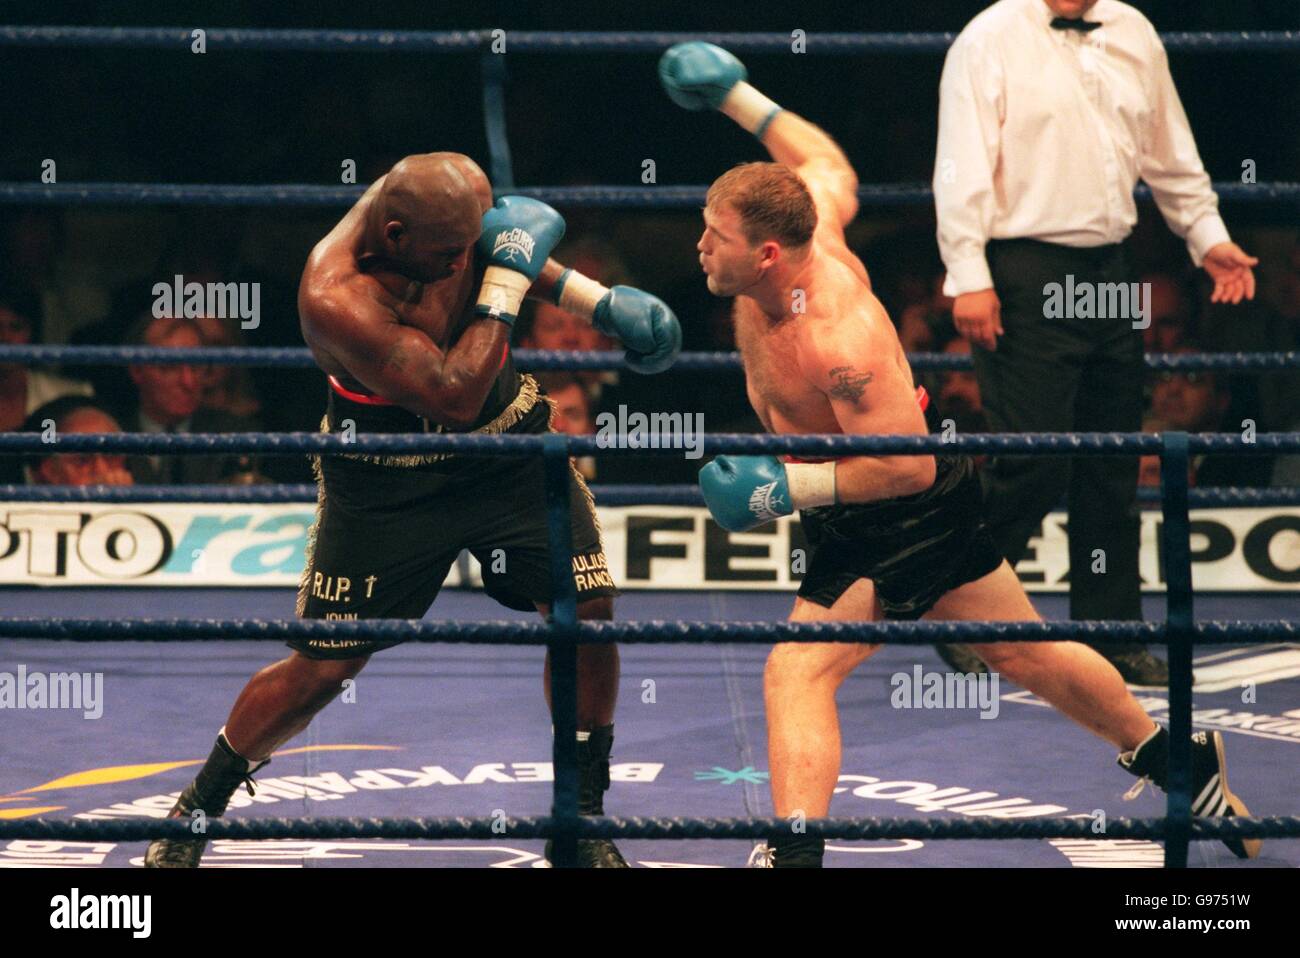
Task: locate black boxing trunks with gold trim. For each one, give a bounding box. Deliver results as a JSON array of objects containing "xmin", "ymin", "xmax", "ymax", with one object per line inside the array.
[{"xmin": 291, "ymin": 376, "xmax": 617, "ymax": 659}]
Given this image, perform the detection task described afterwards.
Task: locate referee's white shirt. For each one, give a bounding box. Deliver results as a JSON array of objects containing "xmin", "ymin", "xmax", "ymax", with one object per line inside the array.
[{"xmin": 934, "ymin": 0, "xmax": 1231, "ymax": 297}]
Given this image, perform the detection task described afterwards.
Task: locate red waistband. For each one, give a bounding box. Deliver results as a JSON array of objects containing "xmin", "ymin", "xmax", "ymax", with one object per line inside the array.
[
  {"xmin": 327, "ymin": 346, "xmax": 509, "ymax": 407},
  {"xmin": 784, "ymin": 385, "xmax": 930, "ymax": 464},
  {"xmin": 329, "ymin": 376, "xmax": 395, "ymax": 406}
]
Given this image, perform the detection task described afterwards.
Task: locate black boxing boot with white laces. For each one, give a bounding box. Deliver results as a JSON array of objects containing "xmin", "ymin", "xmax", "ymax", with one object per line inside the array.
[
  {"xmin": 1117, "ymin": 724, "xmax": 1261, "ymax": 860},
  {"xmin": 544, "ymin": 725, "xmax": 629, "ymax": 868},
  {"xmin": 144, "ymin": 730, "xmax": 268, "ymax": 868}
]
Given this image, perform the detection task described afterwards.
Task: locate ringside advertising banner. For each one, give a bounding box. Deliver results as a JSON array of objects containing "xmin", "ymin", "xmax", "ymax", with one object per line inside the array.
[{"xmin": 0, "ymin": 503, "xmax": 1295, "ymax": 591}]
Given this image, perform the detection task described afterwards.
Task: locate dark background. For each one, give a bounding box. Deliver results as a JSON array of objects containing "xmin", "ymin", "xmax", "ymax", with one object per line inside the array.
[{"xmin": 0, "ymin": 0, "xmax": 1296, "ymax": 484}]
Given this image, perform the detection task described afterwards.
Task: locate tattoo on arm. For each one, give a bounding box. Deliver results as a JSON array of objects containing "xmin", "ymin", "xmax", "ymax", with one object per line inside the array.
[{"xmin": 828, "ymin": 365, "xmax": 873, "ymax": 403}]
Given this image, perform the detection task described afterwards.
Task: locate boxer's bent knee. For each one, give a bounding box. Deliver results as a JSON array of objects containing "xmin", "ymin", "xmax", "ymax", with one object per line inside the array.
[
  {"xmin": 287, "ymin": 650, "xmax": 370, "ymax": 691},
  {"xmin": 765, "ymin": 641, "xmax": 876, "ymax": 689}
]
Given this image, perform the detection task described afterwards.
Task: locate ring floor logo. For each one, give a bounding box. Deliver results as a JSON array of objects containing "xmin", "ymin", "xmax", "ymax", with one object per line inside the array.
[
  {"xmin": 0, "ymin": 747, "xmax": 666, "ymax": 868},
  {"xmin": 1001, "ymin": 644, "xmax": 1300, "ymax": 745},
  {"xmin": 2, "ymin": 748, "xmax": 1163, "ymax": 867}
]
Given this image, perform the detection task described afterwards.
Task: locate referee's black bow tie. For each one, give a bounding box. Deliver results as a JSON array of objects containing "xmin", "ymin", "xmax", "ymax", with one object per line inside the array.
[{"xmin": 1050, "ymin": 16, "xmax": 1101, "ymax": 31}]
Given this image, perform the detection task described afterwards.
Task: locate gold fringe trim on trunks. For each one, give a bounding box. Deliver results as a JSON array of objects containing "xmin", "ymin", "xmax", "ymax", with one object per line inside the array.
[
  {"xmin": 315, "ymin": 373, "xmax": 543, "ymax": 469},
  {"xmin": 295, "ymin": 453, "xmax": 326, "ymax": 618}
]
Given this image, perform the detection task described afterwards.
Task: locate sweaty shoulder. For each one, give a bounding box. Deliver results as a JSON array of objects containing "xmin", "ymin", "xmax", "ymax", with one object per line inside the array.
[
  {"xmin": 299, "ymin": 248, "xmax": 392, "ymax": 354},
  {"xmin": 794, "ymin": 288, "xmax": 892, "ymax": 381}
]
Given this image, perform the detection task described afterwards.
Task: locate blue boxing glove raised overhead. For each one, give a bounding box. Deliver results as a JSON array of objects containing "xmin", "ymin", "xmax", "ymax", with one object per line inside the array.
[
  {"xmin": 592, "ymin": 286, "xmax": 682, "ymax": 374},
  {"xmin": 658, "ymin": 42, "xmax": 748, "ymax": 111},
  {"xmin": 699, "ymin": 455, "xmax": 838, "ymax": 532},
  {"xmin": 658, "ymin": 42, "xmax": 783, "ymax": 139},
  {"xmin": 475, "ymin": 196, "xmax": 566, "ymax": 326}
]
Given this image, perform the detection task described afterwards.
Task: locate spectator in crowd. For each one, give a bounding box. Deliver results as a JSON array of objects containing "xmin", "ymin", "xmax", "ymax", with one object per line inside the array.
[
  {"xmin": 0, "ymin": 210, "xmax": 59, "ymax": 337},
  {"xmin": 1136, "ymin": 415, "xmax": 1196, "ymax": 489},
  {"xmin": 539, "ymin": 372, "xmax": 598, "ymax": 480},
  {"xmin": 1141, "ymin": 271, "xmax": 1193, "ymax": 353},
  {"xmin": 118, "ymin": 313, "xmax": 265, "ymax": 484},
  {"xmin": 194, "ymin": 315, "xmax": 263, "ymax": 421},
  {"xmin": 936, "ymin": 336, "xmax": 987, "ymax": 436},
  {"xmin": 1148, "ymin": 347, "xmax": 1272, "ymax": 487},
  {"xmin": 0, "ymin": 289, "xmax": 93, "ymax": 485},
  {"xmin": 21, "ymin": 396, "xmax": 132, "ymax": 487},
  {"xmin": 0, "ymin": 288, "xmax": 93, "ymax": 432},
  {"xmin": 897, "ymin": 274, "xmax": 955, "ymax": 354},
  {"xmin": 1137, "ymin": 416, "xmax": 1168, "ymax": 489}
]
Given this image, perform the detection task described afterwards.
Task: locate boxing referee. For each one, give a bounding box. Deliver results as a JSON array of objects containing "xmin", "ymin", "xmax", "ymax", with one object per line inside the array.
[{"xmin": 932, "ymin": 0, "xmax": 1258, "ymax": 685}]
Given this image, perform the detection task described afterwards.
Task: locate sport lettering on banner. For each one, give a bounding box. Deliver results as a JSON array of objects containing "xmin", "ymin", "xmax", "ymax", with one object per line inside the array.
[{"xmin": 0, "ymin": 503, "xmax": 1295, "ymax": 591}]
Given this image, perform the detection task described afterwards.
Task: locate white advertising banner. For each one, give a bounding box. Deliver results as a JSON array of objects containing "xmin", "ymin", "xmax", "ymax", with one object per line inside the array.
[{"xmin": 0, "ymin": 502, "xmax": 1296, "ymax": 592}]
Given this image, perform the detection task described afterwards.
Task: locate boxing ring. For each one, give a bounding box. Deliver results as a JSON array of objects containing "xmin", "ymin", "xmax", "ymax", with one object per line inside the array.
[{"xmin": 1, "ymin": 25, "xmax": 1299, "ymax": 870}]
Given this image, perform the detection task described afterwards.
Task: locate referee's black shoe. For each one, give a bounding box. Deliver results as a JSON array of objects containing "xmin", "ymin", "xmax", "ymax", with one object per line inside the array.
[{"xmin": 1097, "ymin": 645, "xmax": 1171, "ymax": 687}]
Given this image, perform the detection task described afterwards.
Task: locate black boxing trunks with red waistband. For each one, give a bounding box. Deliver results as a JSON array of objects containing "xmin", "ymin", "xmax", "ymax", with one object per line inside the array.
[{"xmin": 790, "ymin": 384, "xmax": 1002, "ymax": 617}]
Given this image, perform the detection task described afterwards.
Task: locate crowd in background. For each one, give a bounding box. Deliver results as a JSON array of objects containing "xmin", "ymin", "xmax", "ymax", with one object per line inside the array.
[
  {"xmin": 0, "ymin": 0, "xmax": 1296, "ymax": 491},
  {"xmin": 1, "ymin": 204, "xmax": 1296, "ymax": 492}
]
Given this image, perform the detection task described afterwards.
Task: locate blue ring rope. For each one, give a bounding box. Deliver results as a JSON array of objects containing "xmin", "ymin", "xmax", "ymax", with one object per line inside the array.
[
  {"xmin": 0, "ymin": 181, "xmax": 1294, "ymax": 207},
  {"xmin": 0, "ymin": 483, "xmax": 1298, "ymax": 507},
  {"xmin": 1, "ymin": 617, "xmax": 1293, "ymax": 644},
  {"xmin": 0, "ymin": 815, "xmax": 1295, "ymax": 843},
  {"xmin": 0, "ymin": 430, "xmax": 1296, "ymax": 455},
  {"xmin": 0, "ymin": 26, "xmax": 1295, "ymax": 54},
  {"xmin": 0, "ymin": 345, "xmax": 1295, "ymax": 372}
]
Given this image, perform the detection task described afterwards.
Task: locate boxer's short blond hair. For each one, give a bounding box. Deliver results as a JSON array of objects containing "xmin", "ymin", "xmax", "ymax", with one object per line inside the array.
[{"xmin": 706, "ymin": 162, "xmax": 816, "ymax": 249}]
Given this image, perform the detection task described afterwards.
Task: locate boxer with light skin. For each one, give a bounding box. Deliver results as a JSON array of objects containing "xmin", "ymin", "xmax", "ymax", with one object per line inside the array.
[
  {"xmin": 660, "ymin": 42, "xmax": 1259, "ymax": 867},
  {"xmin": 145, "ymin": 151, "xmax": 680, "ymax": 869}
]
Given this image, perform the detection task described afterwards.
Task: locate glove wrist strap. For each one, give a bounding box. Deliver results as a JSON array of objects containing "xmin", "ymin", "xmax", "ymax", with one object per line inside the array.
[
  {"xmin": 721, "ymin": 82, "xmax": 782, "ymax": 139},
  {"xmin": 553, "ymin": 268, "xmax": 609, "ymax": 322},
  {"xmin": 475, "ymin": 265, "xmax": 532, "ymax": 327},
  {"xmin": 786, "ymin": 461, "xmax": 837, "ymax": 509}
]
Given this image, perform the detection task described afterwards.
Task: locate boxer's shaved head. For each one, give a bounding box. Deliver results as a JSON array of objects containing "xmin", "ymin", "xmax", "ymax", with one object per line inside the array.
[{"xmin": 371, "ymin": 152, "xmax": 487, "ymax": 282}]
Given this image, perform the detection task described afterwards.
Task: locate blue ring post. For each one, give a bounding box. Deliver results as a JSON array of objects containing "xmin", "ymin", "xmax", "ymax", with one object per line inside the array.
[
  {"xmin": 543, "ymin": 433, "xmax": 579, "ymax": 867},
  {"xmin": 1159, "ymin": 431, "xmax": 1193, "ymax": 867},
  {"xmin": 480, "ymin": 39, "xmax": 515, "ymax": 190}
]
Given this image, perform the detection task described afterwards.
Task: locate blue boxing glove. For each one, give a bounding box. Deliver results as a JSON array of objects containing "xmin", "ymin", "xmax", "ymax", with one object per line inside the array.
[
  {"xmin": 659, "ymin": 42, "xmax": 783, "ymax": 138},
  {"xmin": 474, "ymin": 196, "xmax": 566, "ymax": 326},
  {"xmin": 700, "ymin": 455, "xmax": 838, "ymax": 532},
  {"xmin": 699, "ymin": 455, "xmax": 793, "ymax": 532},
  {"xmin": 658, "ymin": 42, "xmax": 747, "ymax": 111},
  {"xmin": 592, "ymin": 286, "xmax": 682, "ymax": 374}
]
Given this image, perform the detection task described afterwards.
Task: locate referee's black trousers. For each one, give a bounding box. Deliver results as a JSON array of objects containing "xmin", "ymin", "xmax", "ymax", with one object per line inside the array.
[{"xmin": 974, "ymin": 238, "xmax": 1144, "ymax": 624}]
